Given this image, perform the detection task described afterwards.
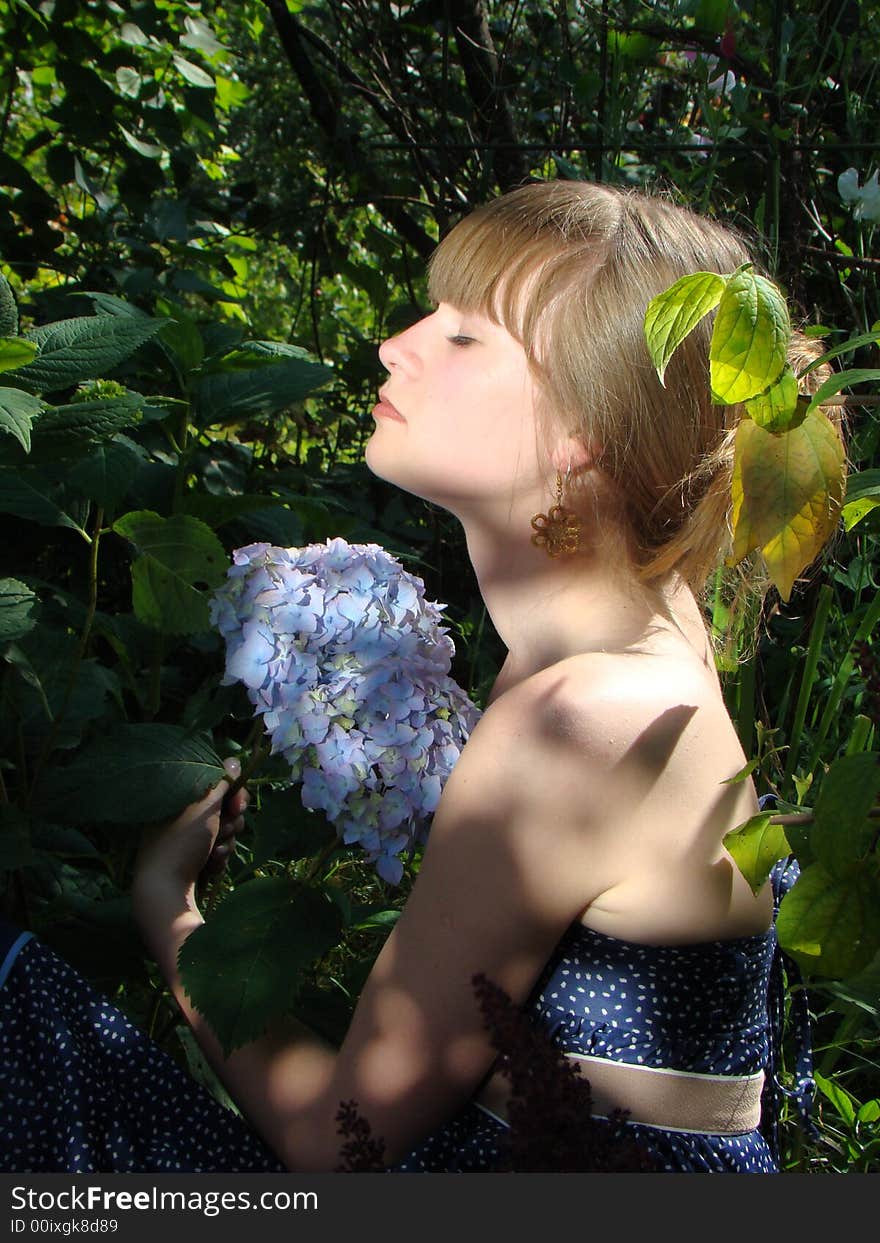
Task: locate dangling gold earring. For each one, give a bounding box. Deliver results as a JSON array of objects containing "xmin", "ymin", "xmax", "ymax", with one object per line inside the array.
[{"xmin": 530, "ymin": 470, "xmax": 582, "ymax": 557}]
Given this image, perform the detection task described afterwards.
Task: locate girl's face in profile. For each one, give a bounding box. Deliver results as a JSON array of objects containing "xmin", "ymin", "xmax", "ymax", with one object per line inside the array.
[{"xmin": 366, "ymin": 302, "xmax": 544, "ymax": 517}]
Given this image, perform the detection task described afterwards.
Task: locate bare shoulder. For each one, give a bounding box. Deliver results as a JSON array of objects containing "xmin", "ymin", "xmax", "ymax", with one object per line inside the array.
[{"xmin": 484, "ymin": 644, "xmax": 736, "ymax": 771}]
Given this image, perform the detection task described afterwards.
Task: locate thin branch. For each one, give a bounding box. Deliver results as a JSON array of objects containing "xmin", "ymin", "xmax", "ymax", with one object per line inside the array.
[
  {"xmin": 446, "ymin": 0, "xmax": 530, "ymax": 190},
  {"xmin": 264, "ymin": 0, "xmax": 435, "ymax": 257}
]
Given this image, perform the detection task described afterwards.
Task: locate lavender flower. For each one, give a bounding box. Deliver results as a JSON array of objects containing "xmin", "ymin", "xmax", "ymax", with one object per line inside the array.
[{"xmin": 210, "ymin": 538, "xmax": 482, "ymax": 882}]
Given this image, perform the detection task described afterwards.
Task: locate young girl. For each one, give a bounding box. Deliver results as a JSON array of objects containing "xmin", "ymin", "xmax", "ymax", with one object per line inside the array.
[{"xmin": 1, "ymin": 181, "xmax": 820, "ymax": 1173}]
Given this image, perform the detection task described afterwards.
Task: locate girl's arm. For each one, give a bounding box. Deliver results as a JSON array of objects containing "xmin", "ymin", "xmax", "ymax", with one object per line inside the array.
[{"xmin": 132, "ymin": 691, "xmax": 607, "ymax": 1172}]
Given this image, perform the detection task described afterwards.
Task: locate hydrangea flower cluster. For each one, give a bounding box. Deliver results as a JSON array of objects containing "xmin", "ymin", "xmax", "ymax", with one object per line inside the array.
[{"xmin": 210, "ymin": 538, "xmax": 482, "ymax": 883}]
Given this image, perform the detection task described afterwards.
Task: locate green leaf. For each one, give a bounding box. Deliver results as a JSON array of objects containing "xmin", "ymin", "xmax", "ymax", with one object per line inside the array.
[
  {"xmin": 113, "ymin": 511, "xmax": 227, "ymax": 634},
  {"xmin": 172, "ymin": 54, "xmax": 214, "ymax": 88},
  {"xmin": 181, "ymin": 16, "xmax": 226, "ymax": 58},
  {"xmin": 723, "ymin": 812, "xmax": 791, "ymax": 895},
  {"xmin": 804, "ymin": 367, "xmax": 880, "ymax": 416},
  {"xmin": 35, "ymin": 725, "xmax": 224, "ymax": 825},
  {"xmin": 0, "ymin": 387, "xmax": 44, "ymax": 452},
  {"xmin": 776, "ymin": 863, "xmax": 880, "ymax": 978},
  {"xmin": 179, "ymin": 878, "xmax": 343, "ymax": 1054},
  {"xmin": 68, "ymin": 436, "xmax": 146, "ymax": 509},
  {"xmin": 250, "ymin": 787, "xmax": 337, "ymax": 866},
  {"xmin": 812, "ymin": 754, "xmax": 880, "ymax": 879},
  {"xmin": 858, "ymin": 1099, "xmax": 880, "ymax": 1124},
  {"xmin": 744, "ymin": 365, "xmax": 802, "ymax": 432},
  {"xmin": 196, "ymin": 348, "xmax": 332, "ymax": 424},
  {"xmin": 0, "ymin": 273, "xmax": 19, "ymax": 336},
  {"xmin": 119, "ymin": 21, "xmax": 150, "ymax": 46},
  {"xmin": 115, "ymin": 66, "xmax": 142, "ymax": 99},
  {"xmin": 349, "ymin": 906, "xmax": 401, "ymax": 933},
  {"xmin": 215, "ymin": 75, "xmax": 250, "ymax": 111},
  {"xmin": 842, "ymin": 468, "xmax": 880, "ymax": 529},
  {"xmin": 0, "ymin": 336, "xmax": 38, "ymax": 374},
  {"xmin": 159, "ymin": 313, "xmax": 204, "ymax": 372},
  {"xmin": 14, "ymin": 316, "xmax": 163, "ymax": 394},
  {"xmin": 709, "ymin": 268, "xmax": 791, "ymax": 404},
  {"xmin": 844, "ymin": 468, "xmax": 880, "ymax": 506},
  {"xmin": 0, "ymin": 467, "xmax": 88, "ymax": 533},
  {"xmin": 842, "ymin": 498, "xmax": 880, "ymax": 532},
  {"xmin": 796, "ymin": 328, "xmax": 880, "ymax": 376},
  {"xmin": 730, "ymin": 409, "xmax": 846, "ymax": 601},
  {"xmin": 3, "ymin": 641, "xmax": 54, "ymax": 723},
  {"xmin": 643, "ymin": 271, "xmax": 725, "ymax": 385},
  {"xmin": 32, "ymin": 395, "xmax": 144, "ymax": 449},
  {"xmin": 180, "ymin": 492, "xmax": 281, "ymax": 529},
  {"xmin": 814, "ymin": 1071, "xmax": 857, "ymax": 1126},
  {"xmin": 118, "ymin": 126, "xmax": 164, "ymax": 159},
  {"xmin": 0, "ymin": 577, "xmax": 37, "ymax": 641},
  {"xmin": 10, "ymin": 629, "xmax": 121, "ymax": 752}
]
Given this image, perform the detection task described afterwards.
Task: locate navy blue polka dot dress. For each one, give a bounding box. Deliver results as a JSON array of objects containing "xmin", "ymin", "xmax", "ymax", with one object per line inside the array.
[{"xmin": 0, "ymin": 862, "xmax": 813, "ymax": 1173}]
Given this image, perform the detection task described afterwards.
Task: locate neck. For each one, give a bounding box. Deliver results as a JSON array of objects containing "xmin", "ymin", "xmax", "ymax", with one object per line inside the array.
[{"xmin": 459, "ymin": 515, "xmax": 711, "ymax": 685}]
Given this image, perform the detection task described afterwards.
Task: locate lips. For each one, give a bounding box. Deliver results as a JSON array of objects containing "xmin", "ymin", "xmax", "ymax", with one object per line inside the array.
[{"xmin": 374, "ymin": 390, "xmax": 406, "ymax": 422}]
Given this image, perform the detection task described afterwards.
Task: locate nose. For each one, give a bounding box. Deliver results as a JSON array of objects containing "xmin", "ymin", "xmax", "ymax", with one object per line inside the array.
[
  {"xmin": 378, "ymin": 313, "xmax": 429, "ymax": 375},
  {"xmin": 378, "ymin": 327, "xmax": 411, "ymax": 374}
]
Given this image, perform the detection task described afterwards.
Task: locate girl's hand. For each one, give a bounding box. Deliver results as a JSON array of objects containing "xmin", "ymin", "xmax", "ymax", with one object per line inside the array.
[{"xmin": 133, "ymin": 757, "xmax": 248, "ymax": 913}]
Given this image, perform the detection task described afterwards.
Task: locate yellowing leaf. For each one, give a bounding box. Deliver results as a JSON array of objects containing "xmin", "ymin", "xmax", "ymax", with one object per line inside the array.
[
  {"xmin": 643, "ymin": 271, "xmax": 724, "ymax": 385},
  {"xmin": 744, "ymin": 364, "xmax": 802, "ymax": 431},
  {"xmin": 731, "ymin": 409, "xmax": 845, "ymax": 601},
  {"xmin": 710, "ymin": 267, "xmax": 791, "ymax": 403}
]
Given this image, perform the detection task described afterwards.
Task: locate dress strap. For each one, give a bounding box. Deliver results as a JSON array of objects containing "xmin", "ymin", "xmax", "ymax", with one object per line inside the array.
[
  {"xmin": 762, "ymin": 856, "xmax": 818, "ymax": 1163},
  {"xmin": 0, "ymin": 916, "xmax": 33, "ymax": 991}
]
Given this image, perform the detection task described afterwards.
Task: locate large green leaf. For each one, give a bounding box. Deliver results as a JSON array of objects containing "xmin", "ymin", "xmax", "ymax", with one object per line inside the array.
[
  {"xmin": 34, "ymin": 725, "xmax": 224, "ymax": 825},
  {"xmin": 0, "ymin": 467, "xmax": 88, "ymax": 533},
  {"xmin": 730, "ymin": 409, "xmax": 846, "ymax": 601},
  {"xmin": 643, "ymin": 271, "xmax": 724, "ymax": 385},
  {"xmin": 812, "ymin": 754, "xmax": 880, "ymax": 879},
  {"xmin": 709, "ymin": 267, "xmax": 791, "ymax": 404},
  {"xmin": 722, "ymin": 812, "xmax": 791, "ymax": 895},
  {"xmin": 68, "ymin": 436, "xmax": 146, "ymax": 509},
  {"xmin": 7, "ymin": 627, "xmax": 121, "ymax": 753},
  {"xmin": 196, "ymin": 346, "xmax": 332, "ymax": 424},
  {"xmin": 0, "ymin": 387, "xmax": 45, "ymax": 453},
  {"xmin": 14, "ymin": 315, "xmax": 163, "ymax": 394},
  {"xmin": 776, "ymin": 863, "xmax": 880, "ymax": 978},
  {"xmin": 0, "ymin": 577, "xmax": 37, "ymax": 642},
  {"xmin": 31, "ymin": 394, "xmax": 145, "ymax": 452},
  {"xmin": 178, "ymin": 877, "xmax": 344, "ymax": 1054},
  {"xmin": 113, "ymin": 510, "xmax": 228, "ymax": 634}
]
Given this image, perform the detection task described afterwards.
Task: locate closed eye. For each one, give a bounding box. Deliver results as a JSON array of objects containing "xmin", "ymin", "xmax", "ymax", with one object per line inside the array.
[{"xmin": 447, "ymin": 335, "xmax": 476, "ymax": 347}]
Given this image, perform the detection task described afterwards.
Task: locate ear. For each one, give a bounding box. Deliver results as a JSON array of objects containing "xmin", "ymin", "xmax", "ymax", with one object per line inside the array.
[{"xmin": 548, "ymin": 434, "xmax": 596, "ymax": 475}]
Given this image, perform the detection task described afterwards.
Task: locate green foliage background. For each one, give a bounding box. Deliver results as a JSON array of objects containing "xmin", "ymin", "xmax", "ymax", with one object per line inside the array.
[{"xmin": 1, "ymin": 0, "xmax": 878, "ymax": 1171}]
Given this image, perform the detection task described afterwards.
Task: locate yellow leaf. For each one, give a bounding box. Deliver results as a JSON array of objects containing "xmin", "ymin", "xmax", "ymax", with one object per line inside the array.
[{"xmin": 731, "ymin": 409, "xmax": 845, "ymax": 600}]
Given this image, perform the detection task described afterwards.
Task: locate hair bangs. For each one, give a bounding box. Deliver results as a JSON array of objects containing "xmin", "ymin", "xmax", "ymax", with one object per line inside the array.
[{"xmin": 427, "ymin": 205, "xmax": 586, "ymax": 350}]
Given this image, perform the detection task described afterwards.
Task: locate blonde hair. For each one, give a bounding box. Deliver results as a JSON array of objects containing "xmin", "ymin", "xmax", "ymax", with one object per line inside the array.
[{"xmin": 428, "ymin": 181, "xmax": 829, "ymax": 596}]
